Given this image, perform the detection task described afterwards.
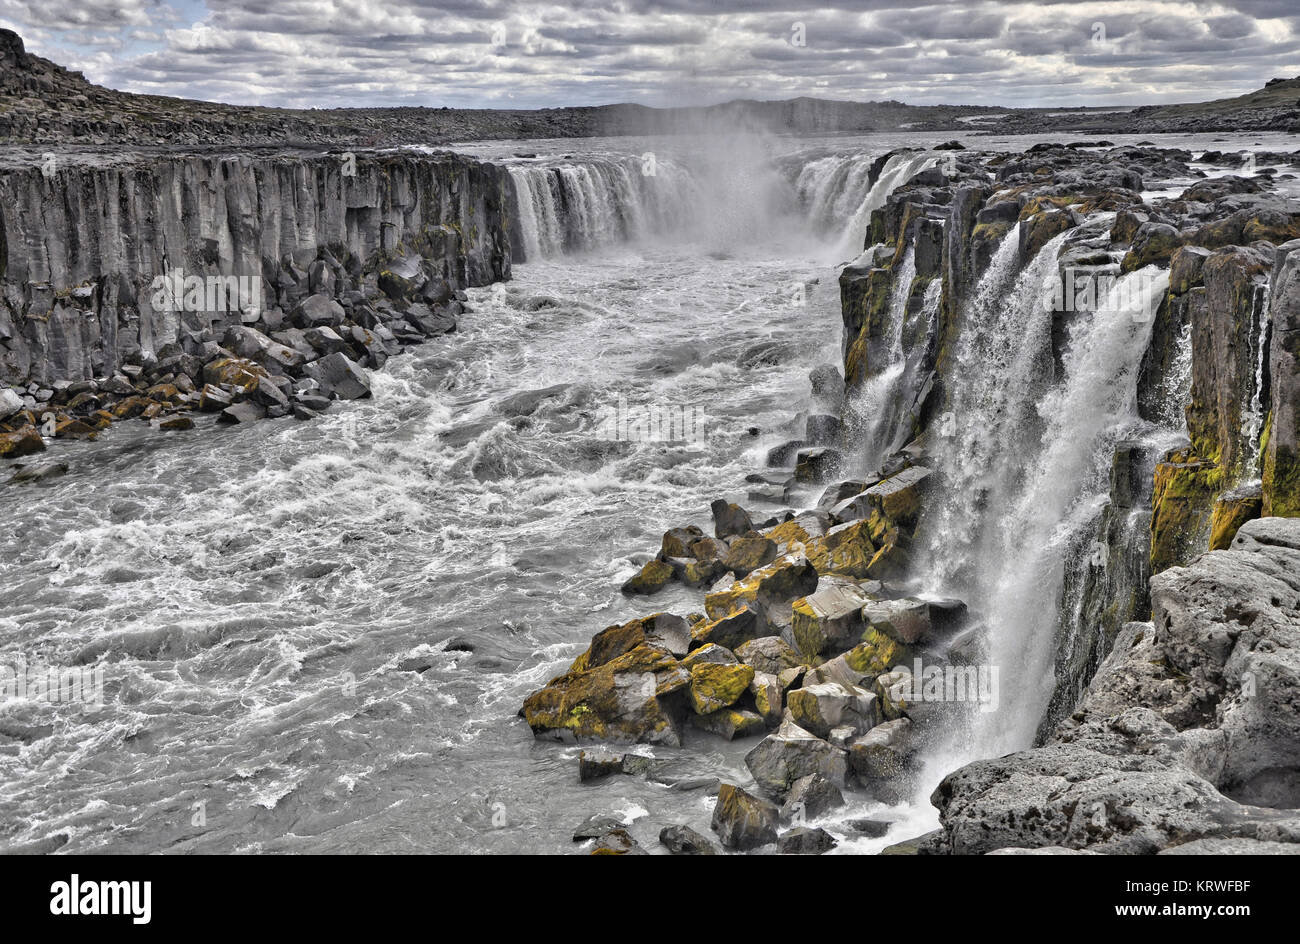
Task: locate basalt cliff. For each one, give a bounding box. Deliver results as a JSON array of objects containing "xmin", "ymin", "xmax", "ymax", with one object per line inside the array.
[{"xmin": 0, "ymin": 148, "xmax": 511, "ymax": 454}]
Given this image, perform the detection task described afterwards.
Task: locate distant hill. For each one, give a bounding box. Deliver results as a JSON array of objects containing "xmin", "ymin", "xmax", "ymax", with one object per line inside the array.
[{"xmin": 0, "ymin": 28, "xmax": 1295, "ymax": 148}]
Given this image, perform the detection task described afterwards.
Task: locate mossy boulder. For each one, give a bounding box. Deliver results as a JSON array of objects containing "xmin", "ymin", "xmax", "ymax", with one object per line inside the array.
[
  {"xmin": 689, "ymin": 707, "xmax": 765, "ymax": 740},
  {"xmin": 750, "ymin": 672, "xmax": 785, "ymax": 726},
  {"xmin": 202, "ymin": 357, "xmax": 268, "ymax": 392},
  {"xmin": 520, "ymin": 643, "xmax": 690, "ymax": 745},
  {"xmin": 0, "ymin": 426, "xmax": 44, "ymax": 459},
  {"xmin": 704, "ymin": 555, "xmax": 819, "ymax": 625},
  {"xmin": 661, "ymin": 525, "xmax": 705, "ymax": 558},
  {"xmin": 804, "ymin": 518, "xmax": 878, "ymax": 578},
  {"xmin": 710, "ymin": 499, "xmax": 753, "ymax": 539},
  {"xmin": 720, "ymin": 533, "xmax": 778, "ymax": 576},
  {"xmin": 791, "ymin": 576, "xmax": 875, "ymax": 657},
  {"xmin": 569, "ymin": 613, "xmax": 691, "ymax": 674},
  {"xmin": 735, "ymin": 635, "xmax": 802, "ymax": 675},
  {"xmin": 1019, "ymin": 206, "xmax": 1077, "ymax": 262},
  {"xmin": 1121, "ymin": 222, "xmax": 1182, "ymax": 273},
  {"xmin": 620, "ymin": 558, "xmax": 674, "ymax": 595},
  {"xmin": 688, "ymin": 661, "xmax": 755, "ymax": 714},
  {"xmin": 787, "ymin": 682, "xmax": 879, "ymax": 739},
  {"xmin": 711, "ymin": 783, "xmax": 778, "ymax": 850},
  {"xmin": 680, "ymin": 641, "xmax": 734, "ymax": 663},
  {"xmin": 805, "ymin": 628, "xmax": 910, "ymax": 688},
  {"xmin": 690, "ymin": 602, "xmax": 765, "ymax": 651}
]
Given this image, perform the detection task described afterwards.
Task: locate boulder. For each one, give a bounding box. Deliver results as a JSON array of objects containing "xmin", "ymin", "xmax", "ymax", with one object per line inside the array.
[
  {"xmin": 803, "ymin": 629, "xmax": 908, "ymax": 687},
  {"xmin": 621, "ymin": 558, "xmax": 674, "ymax": 595},
  {"xmin": 711, "ymin": 783, "xmax": 779, "ymax": 851},
  {"xmin": 788, "ymin": 682, "xmax": 879, "ymax": 739},
  {"xmin": 572, "ymin": 813, "xmax": 626, "ymax": 841},
  {"xmin": 778, "ymin": 826, "xmax": 837, "ymax": 855},
  {"xmin": 569, "ymin": 613, "xmax": 691, "ymax": 672},
  {"xmin": 848, "ymin": 718, "xmax": 916, "ymax": 799},
  {"xmin": 681, "ymin": 643, "xmax": 738, "ymax": 669},
  {"xmin": 0, "ymin": 427, "xmax": 45, "ymax": 459},
  {"xmin": 690, "ymin": 602, "xmax": 766, "ymax": 651},
  {"xmin": 659, "ymin": 825, "xmax": 720, "ymax": 855},
  {"xmin": 520, "ymin": 643, "xmax": 690, "ymax": 746},
  {"xmin": 749, "ymin": 671, "xmax": 785, "ymax": 726},
  {"xmin": 0, "ymin": 388, "xmax": 24, "ymax": 419},
  {"xmin": 780, "ymin": 772, "xmax": 845, "ymax": 823},
  {"xmin": 710, "ymin": 499, "xmax": 753, "ymax": 539},
  {"xmin": 292, "ymin": 293, "xmax": 345, "ymax": 329},
  {"xmin": 744, "ymin": 714, "xmax": 848, "ymax": 800},
  {"xmin": 217, "ymin": 401, "xmax": 266, "ymax": 425},
  {"xmin": 861, "ymin": 598, "xmax": 952, "ymax": 646},
  {"xmin": 791, "ymin": 576, "xmax": 875, "ymax": 656},
  {"xmin": 794, "ymin": 446, "xmax": 843, "ymax": 483},
  {"xmin": 303, "ymin": 353, "xmax": 371, "ymax": 400},
  {"xmin": 577, "ymin": 749, "xmax": 626, "ymax": 782},
  {"xmin": 689, "ymin": 707, "xmax": 765, "ymax": 740},
  {"xmin": 704, "ymin": 556, "xmax": 819, "ymax": 626},
  {"xmin": 688, "ymin": 662, "xmax": 755, "ymax": 715},
  {"xmin": 661, "ymin": 525, "xmax": 705, "ymax": 558},
  {"xmin": 720, "ymin": 533, "xmax": 778, "ymax": 576},
  {"xmin": 735, "ymin": 635, "xmax": 802, "ymax": 675}
]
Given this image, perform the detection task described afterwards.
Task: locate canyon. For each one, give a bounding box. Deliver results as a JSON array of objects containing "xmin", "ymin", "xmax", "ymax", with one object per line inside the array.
[{"xmin": 1, "ymin": 30, "xmax": 1298, "ymax": 855}]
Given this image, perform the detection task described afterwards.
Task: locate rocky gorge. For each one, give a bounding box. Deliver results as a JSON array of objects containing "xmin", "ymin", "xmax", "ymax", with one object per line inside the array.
[{"xmin": 1, "ymin": 30, "xmax": 1299, "ymax": 857}]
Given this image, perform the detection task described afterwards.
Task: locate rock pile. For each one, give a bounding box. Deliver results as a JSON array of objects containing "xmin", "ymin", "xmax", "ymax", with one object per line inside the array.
[{"xmin": 522, "ymin": 472, "xmax": 975, "ymax": 854}]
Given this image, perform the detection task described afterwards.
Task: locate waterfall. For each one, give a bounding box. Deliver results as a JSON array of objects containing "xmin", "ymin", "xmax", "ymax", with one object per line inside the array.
[
  {"xmin": 848, "ymin": 246, "xmax": 941, "ymax": 473},
  {"xmin": 792, "ymin": 151, "xmax": 939, "ymax": 256},
  {"xmin": 507, "ymin": 157, "xmax": 700, "ymax": 260},
  {"xmin": 794, "ymin": 154, "xmax": 882, "ymax": 233},
  {"xmin": 1241, "ymin": 281, "xmax": 1272, "ymax": 478},
  {"xmin": 918, "ymin": 214, "xmax": 1173, "ymax": 758},
  {"xmin": 506, "ymin": 148, "xmax": 939, "ymax": 261}
]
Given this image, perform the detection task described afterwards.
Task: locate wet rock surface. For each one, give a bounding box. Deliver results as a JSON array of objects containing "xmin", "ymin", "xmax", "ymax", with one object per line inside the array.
[{"xmin": 930, "ymin": 518, "xmax": 1300, "ymax": 854}]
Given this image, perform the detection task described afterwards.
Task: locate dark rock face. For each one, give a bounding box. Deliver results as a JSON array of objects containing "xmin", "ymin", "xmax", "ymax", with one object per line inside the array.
[
  {"xmin": 0, "ymin": 150, "xmax": 511, "ymax": 389},
  {"xmin": 930, "ymin": 518, "xmax": 1300, "ymax": 854}
]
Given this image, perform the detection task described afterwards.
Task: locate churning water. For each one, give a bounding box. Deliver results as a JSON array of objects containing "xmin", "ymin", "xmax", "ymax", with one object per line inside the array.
[{"xmin": 0, "ymin": 134, "xmax": 937, "ymax": 854}]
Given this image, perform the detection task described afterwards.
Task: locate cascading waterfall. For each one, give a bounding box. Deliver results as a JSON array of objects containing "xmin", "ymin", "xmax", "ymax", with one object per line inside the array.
[
  {"xmin": 1161, "ymin": 320, "xmax": 1195, "ymax": 431},
  {"xmin": 918, "ymin": 216, "xmax": 1174, "ymax": 760},
  {"xmin": 843, "ymin": 153, "xmax": 937, "ymax": 255},
  {"xmin": 508, "ymin": 157, "xmax": 700, "ymax": 260},
  {"xmin": 508, "ymin": 147, "xmax": 939, "ymax": 262},
  {"xmin": 794, "ymin": 154, "xmax": 883, "ymax": 234},
  {"xmin": 793, "ymin": 151, "xmax": 940, "ymax": 257},
  {"xmin": 1241, "ymin": 281, "xmax": 1272, "ymax": 478},
  {"xmin": 848, "ymin": 246, "xmax": 939, "ymax": 473}
]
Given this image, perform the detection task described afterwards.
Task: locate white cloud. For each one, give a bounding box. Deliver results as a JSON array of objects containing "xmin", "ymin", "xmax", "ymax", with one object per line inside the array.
[{"xmin": 1, "ymin": 0, "xmax": 1297, "ymax": 109}]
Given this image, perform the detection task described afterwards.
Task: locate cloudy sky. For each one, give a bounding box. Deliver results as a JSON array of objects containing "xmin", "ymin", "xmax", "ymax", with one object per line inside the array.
[{"xmin": 2, "ymin": 1, "xmax": 1297, "ymax": 110}]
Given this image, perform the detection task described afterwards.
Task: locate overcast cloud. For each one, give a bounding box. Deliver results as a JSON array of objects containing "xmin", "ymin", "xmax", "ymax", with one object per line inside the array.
[{"xmin": 1, "ymin": 0, "xmax": 1297, "ymax": 110}]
